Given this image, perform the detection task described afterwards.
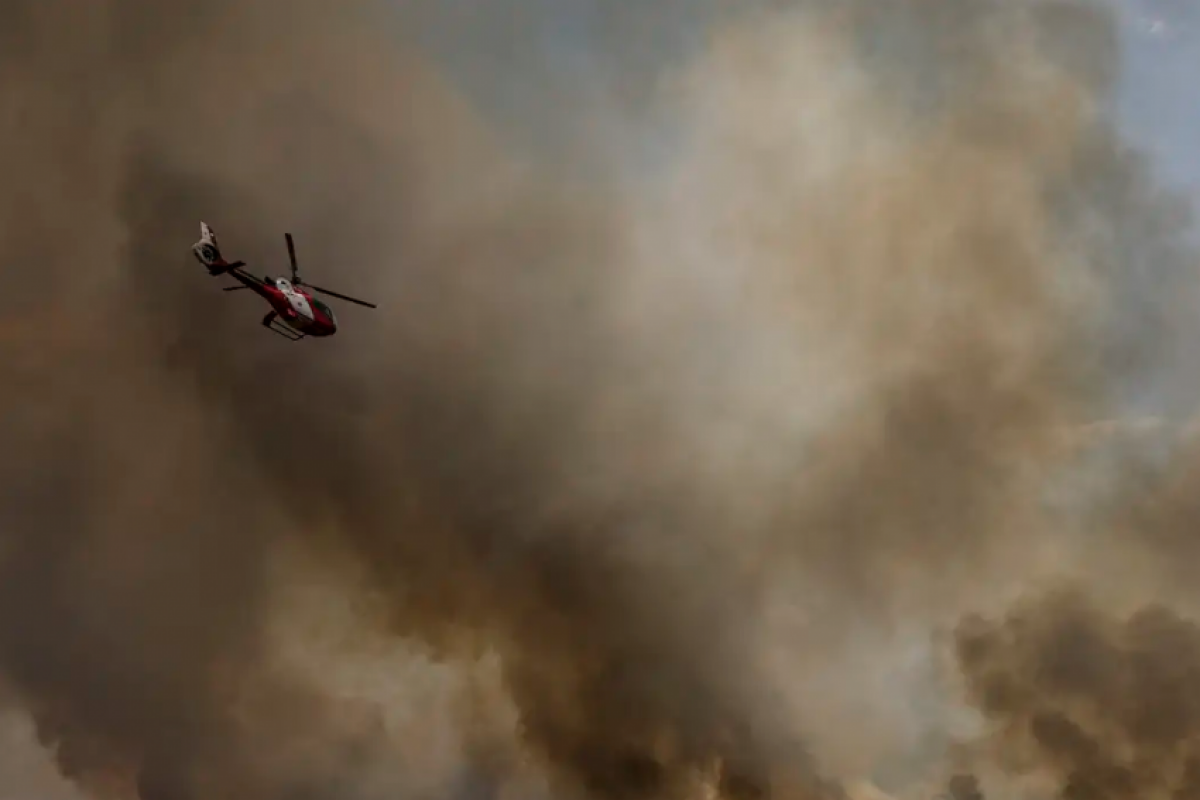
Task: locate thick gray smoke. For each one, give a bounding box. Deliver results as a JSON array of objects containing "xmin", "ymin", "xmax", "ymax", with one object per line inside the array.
[{"xmin": 3, "ymin": 2, "xmax": 1200, "ymax": 800}]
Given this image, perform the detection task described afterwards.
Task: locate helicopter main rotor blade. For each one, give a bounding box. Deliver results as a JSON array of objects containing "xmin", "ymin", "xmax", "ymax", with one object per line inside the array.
[
  {"xmin": 223, "ymin": 285, "xmax": 250, "ymax": 291},
  {"xmin": 284, "ymin": 232, "xmax": 298, "ymax": 281},
  {"xmin": 306, "ymin": 283, "xmax": 377, "ymax": 309}
]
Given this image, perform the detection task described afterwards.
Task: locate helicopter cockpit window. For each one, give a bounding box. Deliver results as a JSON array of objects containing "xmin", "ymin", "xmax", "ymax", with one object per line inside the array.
[{"xmin": 312, "ymin": 299, "xmax": 336, "ymax": 323}]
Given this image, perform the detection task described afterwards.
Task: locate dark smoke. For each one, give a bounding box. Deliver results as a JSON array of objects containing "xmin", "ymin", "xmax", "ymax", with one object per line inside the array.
[
  {"xmin": 945, "ymin": 774, "xmax": 984, "ymax": 800},
  {"xmin": 955, "ymin": 589, "xmax": 1200, "ymax": 800},
  {"xmin": 4, "ymin": 0, "xmax": 814, "ymax": 796},
  {"xmin": 4, "ymin": 1, "xmax": 1200, "ymax": 800}
]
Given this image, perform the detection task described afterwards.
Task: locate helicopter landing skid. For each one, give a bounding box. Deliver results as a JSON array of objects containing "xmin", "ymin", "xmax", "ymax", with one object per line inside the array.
[{"xmin": 263, "ymin": 312, "xmax": 305, "ymax": 341}]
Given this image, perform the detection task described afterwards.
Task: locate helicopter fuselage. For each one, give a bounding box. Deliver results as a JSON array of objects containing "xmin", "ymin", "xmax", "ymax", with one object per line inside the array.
[
  {"xmin": 191, "ymin": 221, "xmax": 373, "ymax": 341},
  {"xmin": 228, "ymin": 270, "xmax": 338, "ymax": 337}
]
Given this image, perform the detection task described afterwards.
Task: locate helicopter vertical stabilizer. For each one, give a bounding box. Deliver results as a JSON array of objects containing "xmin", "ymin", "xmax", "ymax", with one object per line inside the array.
[{"xmin": 192, "ymin": 221, "xmax": 244, "ymax": 275}]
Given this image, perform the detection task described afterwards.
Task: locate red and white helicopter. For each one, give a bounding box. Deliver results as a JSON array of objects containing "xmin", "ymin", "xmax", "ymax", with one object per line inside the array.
[{"xmin": 191, "ymin": 221, "xmax": 376, "ymax": 341}]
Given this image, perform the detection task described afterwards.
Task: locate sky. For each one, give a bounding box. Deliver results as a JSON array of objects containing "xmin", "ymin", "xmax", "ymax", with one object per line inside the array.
[
  {"xmin": 1114, "ymin": 0, "xmax": 1200, "ymax": 199},
  {"xmin": 382, "ymin": 5, "xmax": 1200, "ymax": 789},
  {"xmin": 399, "ymin": 0, "xmax": 719, "ymax": 167},
  {"xmin": 406, "ymin": 0, "xmax": 1200, "ymax": 201},
  {"xmin": 6, "ymin": 3, "xmax": 1200, "ymax": 799},
  {"xmin": 402, "ymin": 0, "xmax": 1200, "ymax": 421}
]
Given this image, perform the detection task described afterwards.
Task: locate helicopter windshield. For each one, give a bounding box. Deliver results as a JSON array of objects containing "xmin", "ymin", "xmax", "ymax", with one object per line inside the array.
[{"xmin": 311, "ymin": 298, "xmax": 336, "ymax": 324}]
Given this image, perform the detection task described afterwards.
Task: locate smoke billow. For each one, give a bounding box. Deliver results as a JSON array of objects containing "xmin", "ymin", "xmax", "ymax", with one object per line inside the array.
[
  {"xmin": 4, "ymin": 1, "xmax": 1200, "ymax": 800},
  {"xmin": 955, "ymin": 588, "xmax": 1200, "ymax": 800}
]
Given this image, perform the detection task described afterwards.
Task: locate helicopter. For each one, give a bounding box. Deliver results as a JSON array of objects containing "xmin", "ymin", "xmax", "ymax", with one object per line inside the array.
[{"xmin": 191, "ymin": 221, "xmax": 376, "ymax": 341}]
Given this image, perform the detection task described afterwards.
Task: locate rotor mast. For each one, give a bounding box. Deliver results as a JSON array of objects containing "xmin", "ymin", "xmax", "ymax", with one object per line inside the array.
[{"xmin": 281, "ymin": 232, "xmax": 378, "ymax": 309}]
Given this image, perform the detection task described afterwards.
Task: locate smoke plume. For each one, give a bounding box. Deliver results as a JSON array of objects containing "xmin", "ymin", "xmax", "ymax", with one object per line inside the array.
[
  {"xmin": 956, "ymin": 588, "xmax": 1200, "ymax": 800},
  {"xmin": 3, "ymin": 1, "xmax": 1200, "ymax": 800}
]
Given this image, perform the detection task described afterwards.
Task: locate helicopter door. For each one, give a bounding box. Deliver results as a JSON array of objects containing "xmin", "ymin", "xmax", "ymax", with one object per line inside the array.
[{"xmin": 275, "ymin": 278, "xmax": 313, "ymax": 319}]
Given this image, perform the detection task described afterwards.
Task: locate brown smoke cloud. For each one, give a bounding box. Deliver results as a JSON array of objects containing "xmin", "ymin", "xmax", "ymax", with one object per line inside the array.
[
  {"xmin": 4, "ymin": 1, "xmax": 1200, "ymax": 800},
  {"xmin": 955, "ymin": 588, "xmax": 1200, "ymax": 800}
]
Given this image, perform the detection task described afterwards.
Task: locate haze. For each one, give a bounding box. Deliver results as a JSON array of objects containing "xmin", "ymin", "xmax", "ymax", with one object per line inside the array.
[{"xmin": 4, "ymin": 2, "xmax": 1200, "ymax": 800}]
